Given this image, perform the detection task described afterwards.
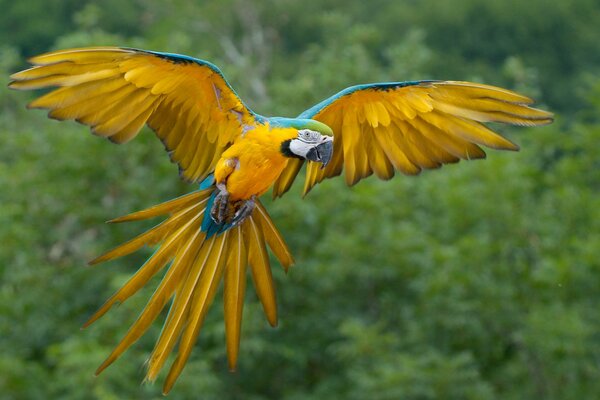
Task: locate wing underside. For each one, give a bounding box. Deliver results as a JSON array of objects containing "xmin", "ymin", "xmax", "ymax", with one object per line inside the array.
[
  {"xmin": 273, "ymin": 80, "xmax": 553, "ymax": 197},
  {"xmin": 9, "ymin": 47, "xmax": 260, "ymax": 183}
]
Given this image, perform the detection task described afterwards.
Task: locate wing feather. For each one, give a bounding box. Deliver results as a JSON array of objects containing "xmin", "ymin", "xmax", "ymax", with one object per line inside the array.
[
  {"xmin": 163, "ymin": 231, "xmax": 230, "ymax": 394},
  {"xmin": 10, "ymin": 47, "xmax": 259, "ymax": 182},
  {"xmin": 275, "ymin": 80, "xmax": 552, "ymax": 196},
  {"xmin": 244, "ymin": 216, "xmax": 277, "ymax": 327},
  {"xmin": 94, "ymin": 228, "xmax": 204, "ymax": 375},
  {"xmin": 254, "ymin": 202, "xmax": 295, "ymax": 270},
  {"xmin": 79, "ymin": 189, "xmax": 291, "ymax": 391},
  {"xmin": 223, "ymin": 226, "xmax": 247, "ymax": 370}
]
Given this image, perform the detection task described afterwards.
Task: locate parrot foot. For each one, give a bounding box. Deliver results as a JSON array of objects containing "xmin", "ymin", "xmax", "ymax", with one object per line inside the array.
[
  {"xmin": 232, "ymin": 195, "xmax": 256, "ymax": 226},
  {"xmin": 210, "ymin": 183, "xmax": 229, "ymax": 224}
]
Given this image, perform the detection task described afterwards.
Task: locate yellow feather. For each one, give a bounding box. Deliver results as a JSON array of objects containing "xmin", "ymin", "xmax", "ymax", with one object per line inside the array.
[
  {"xmin": 439, "ymin": 81, "xmax": 534, "ymax": 104},
  {"xmin": 219, "ymin": 118, "xmax": 238, "ymax": 149},
  {"xmin": 403, "ymin": 88, "xmax": 434, "ymax": 113},
  {"xmin": 28, "ymin": 47, "xmax": 132, "ymax": 65},
  {"xmin": 224, "ymin": 226, "xmax": 247, "ymax": 371},
  {"xmin": 48, "ymin": 84, "xmax": 138, "ymax": 125},
  {"xmin": 301, "ymin": 162, "xmax": 315, "ymax": 195},
  {"xmin": 179, "ymin": 114, "xmax": 206, "ymax": 169},
  {"xmin": 431, "ymin": 93, "xmax": 552, "ymax": 121},
  {"xmin": 118, "ymin": 55, "xmax": 158, "ymax": 72},
  {"xmin": 434, "ymin": 100, "xmax": 550, "ymax": 126},
  {"xmin": 244, "ymin": 216, "xmax": 277, "ymax": 327},
  {"xmin": 13, "ymin": 46, "xmax": 255, "ymax": 183},
  {"xmin": 341, "ymin": 110, "xmax": 360, "ymax": 185},
  {"xmin": 193, "ymin": 143, "xmax": 223, "ymax": 183},
  {"xmin": 376, "ymin": 124, "xmax": 420, "ymax": 175},
  {"xmin": 108, "ymin": 190, "xmax": 207, "ymax": 223},
  {"xmin": 363, "ymin": 102, "xmax": 379, "ymax": 127},
  {"xmin": 92, "ymin": 90, "xmax": 156, "ymax": 137},
  {"xmin": 147, "ymin": 99, "xmax": 176, "ymax": 138},
  {"xmin": 406, "ymin": 117, "xmax": 483, "ymax": 160},
  {"xmin": 273, "ymin": 158, "xmax": 303, "ymax": 198},
  {"xmin": 207, "ymin": 108, "xmax": 225, "ymax": 144},
  {"xmin": 146, "ymin": 236, "xmax": 216, "ymax": 382},
  {"xmin": 374, "ymin": 101, "xmax": 391, "ymax": 126},
  {"xmin": 387, "ymin": 122, "xmax": 441, "ymax": 169},
  {"xmin": 313, "ymin": 161, "xmax": 329, "ymax": 188},
  {"xmin": 88, "ymin": 203, "xmax": 200, "ymax": 265},
  {"xmin": 95, "ymin": 228, "xmax": 203, "ymax": 375},
  {"xmin": 109, "ymin": 100, "xmax": 159, "ymax": 144},
  {"xmin": 394, "ymin": 121, "xmax": 441, "ymax": 166},
  {"xmin": 403, "ymin": 120, "xmax": 461, "ymax": 164},
  {"xmin": 85, "ymin": 209, "xmax": 204, "ymax": 328},
  {"xmin": 422, "ymin": 111, "xmax": 518, "ymax": 151},
  {"xmin": 254, "ymin": 202, "xmax": 294, "ymax": 270},
  {"xmin": 28, "ymin": 77, "xmax": 129, "ymax": 109},
  {"xmin": 401, "ymin": 125, "xmax": 451, "ymax": 169},
  {"xmin": 156, "ymin": 106, "xmax": 185, "ymax": 150},
  {"xmin": 366, "ymin": 126, "xmax": 394, "ymax": 180},
  {"xmin": 123, "ymin": 64, "xmax": 166, "ymax": 87},
  {"xmin": 169, "ymin": 101, "xmax": 203, "ymax": 162},
  {"xmin": 320, "ymin": 103, "xmax": 343, "ymax": 130},
  {"xmin": 163, "ymin": 232, "xmax": 229, "ymax": 394},
  {"xmin": 10, "ymin": 61, "xmax": 118, "ymax": 82},
  {"xmin": 151, "ymin": 71, "xmax": 190, "ymax": 95},
  {"xmin": 389, "ymin": 96, "xmax": 418, "ymax": 119},
  {"xmin": 10, "ymin": 68, "xmax": 121, "ymax": 90},
  {"xmin": 354, "ymin": 125, "xmax": 373, "ymax": 181}
]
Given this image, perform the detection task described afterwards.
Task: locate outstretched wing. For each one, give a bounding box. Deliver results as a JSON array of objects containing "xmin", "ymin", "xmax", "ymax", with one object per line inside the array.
[
  {"xmin": 9, "ymin": 47, "xmax": 260, "ymax": 183},
  {"xmin": 272, "ymin": 81, "xmax": 553, "ymax": 197}
]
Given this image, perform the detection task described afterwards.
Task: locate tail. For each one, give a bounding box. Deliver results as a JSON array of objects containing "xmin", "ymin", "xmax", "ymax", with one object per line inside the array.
[{"xmin": 84, "ymin": 187, "xmax": 294, "ymax": 394}]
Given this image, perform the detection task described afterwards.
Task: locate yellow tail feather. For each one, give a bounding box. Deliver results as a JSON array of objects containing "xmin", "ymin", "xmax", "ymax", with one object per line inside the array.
[{"xmin": 85, "ymin": 188, "xmax": 294, "ymax": 393}]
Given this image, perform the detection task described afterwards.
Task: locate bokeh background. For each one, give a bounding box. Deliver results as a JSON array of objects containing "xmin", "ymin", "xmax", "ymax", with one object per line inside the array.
[{"xmin": 1, "ymin": 0, "xmax": 600, "ymax": 399}]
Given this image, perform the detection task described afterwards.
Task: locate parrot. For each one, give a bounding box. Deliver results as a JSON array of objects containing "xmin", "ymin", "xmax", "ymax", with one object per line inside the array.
[{"xmin": 9, "ymin": 46, "xmax": 553, "ymax": 393}]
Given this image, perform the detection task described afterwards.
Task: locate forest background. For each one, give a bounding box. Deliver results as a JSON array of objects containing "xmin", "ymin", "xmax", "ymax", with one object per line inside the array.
[{"xmin": 1, "ymin": 0, "xmax": 599, "ymax": 399}]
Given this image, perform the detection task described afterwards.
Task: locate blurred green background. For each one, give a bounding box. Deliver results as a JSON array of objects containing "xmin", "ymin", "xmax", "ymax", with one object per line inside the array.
[{"xmin": 1, "ymin": 0, "xmax": 600, "ymax": 399}]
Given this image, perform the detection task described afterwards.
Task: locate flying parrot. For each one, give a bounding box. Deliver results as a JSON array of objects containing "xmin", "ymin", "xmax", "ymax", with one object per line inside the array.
[{"xmin": 9, "ymin": 47, "xmax": 553, "ymax": 393}]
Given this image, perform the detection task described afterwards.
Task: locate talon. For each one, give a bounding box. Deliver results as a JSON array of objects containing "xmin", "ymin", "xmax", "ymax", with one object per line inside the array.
[
  {"xmin": 211, "ymin": 183, "xmax": 229, "ymax": 224},
  {"xmin": 232, "ymin": 195, "xmax": 256, "ymax": 226}
]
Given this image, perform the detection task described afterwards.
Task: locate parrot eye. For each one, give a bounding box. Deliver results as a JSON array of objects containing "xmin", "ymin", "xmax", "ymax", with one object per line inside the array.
[{"xmin": 298, "ymin": 129, "xmax": 320, "ymax": 143}]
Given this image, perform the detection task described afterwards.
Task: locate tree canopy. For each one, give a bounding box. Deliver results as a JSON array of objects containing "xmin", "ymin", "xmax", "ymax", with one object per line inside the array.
[{"xmin": 1, "ymin": 1, "xmax": 599, "ymax": 399}]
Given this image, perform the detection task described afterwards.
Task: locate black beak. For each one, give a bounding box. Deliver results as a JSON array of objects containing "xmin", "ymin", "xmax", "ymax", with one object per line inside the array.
[{"xmin": 306, "ymin": 138, "xmax": 333, "ymax": 169}]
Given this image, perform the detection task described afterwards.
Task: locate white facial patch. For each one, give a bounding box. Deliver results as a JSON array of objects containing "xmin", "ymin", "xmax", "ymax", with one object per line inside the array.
[
  {"xmin": 287, "ymin": 129, "xmax": 332, "ymax": 159},
  {"xmin": 289, "ymin": 137, "xmax": 316, "ymax": 158}
]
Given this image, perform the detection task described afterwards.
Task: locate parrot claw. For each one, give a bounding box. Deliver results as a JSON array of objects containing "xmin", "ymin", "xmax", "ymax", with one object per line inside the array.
[
  {"xmin": 232, "ymin": 195, "xmax": 256, "ymax": 226},
  {"xmin": 210, "ymin": 183, "xmax": 229, "ymax": 224},
  {"xmin": 210, "ymin": 184, "xmax": 255, "ymax": 226}
]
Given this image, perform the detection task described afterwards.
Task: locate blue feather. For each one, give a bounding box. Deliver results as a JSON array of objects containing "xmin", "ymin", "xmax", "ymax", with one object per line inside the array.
[
  {"xmin": 199, "ymin": 174, "xmax": 215, "ymax": 190},
  {"xmin": 198, "ymin": 175, "xmax": 231, "ymax": 238},
  {"xmin": 200, "ymin": 190, "xmax": 235, "ymax": 239}
]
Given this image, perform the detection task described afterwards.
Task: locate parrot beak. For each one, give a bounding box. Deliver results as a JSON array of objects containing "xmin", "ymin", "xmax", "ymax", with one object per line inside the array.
[{"xmin": 306, "ymin": 137, "xmax": 333, "ymax": 169}]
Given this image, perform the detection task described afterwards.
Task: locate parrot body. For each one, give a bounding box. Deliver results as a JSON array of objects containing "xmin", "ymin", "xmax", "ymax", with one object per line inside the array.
[
  {"xmin": 9, "ymin": 46, "xmax": 553, "ymax": 394},
  {"xmin": 215, "ymin": 124, "xmax": 298, "ymax": 201}
]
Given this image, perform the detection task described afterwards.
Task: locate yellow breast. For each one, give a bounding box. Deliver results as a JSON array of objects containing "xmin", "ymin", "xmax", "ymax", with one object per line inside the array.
[{"xmin": 216, "ymin": 124, "xmax": 298, "ymax": 201}]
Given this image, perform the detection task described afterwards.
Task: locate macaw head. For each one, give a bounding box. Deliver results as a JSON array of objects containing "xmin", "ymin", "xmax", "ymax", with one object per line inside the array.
[
  {"xmin": 282, "ymin": 129, "xmax": 333, "ymax": 167},
  {"xmin": 275, "ymin": 118, "xmax": 334, "ymax": 168}
]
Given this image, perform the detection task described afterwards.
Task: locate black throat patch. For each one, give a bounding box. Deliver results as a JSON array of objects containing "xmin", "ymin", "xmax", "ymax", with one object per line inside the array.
[{"xmin": 280, "ymin": 140, "xmax": 305, "ymax": 160}]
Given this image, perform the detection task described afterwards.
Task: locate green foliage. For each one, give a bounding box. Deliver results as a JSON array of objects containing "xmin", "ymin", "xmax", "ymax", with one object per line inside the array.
[{"xmin": 2, "ymin": 1, "xmax": 600, "ymax": 399}]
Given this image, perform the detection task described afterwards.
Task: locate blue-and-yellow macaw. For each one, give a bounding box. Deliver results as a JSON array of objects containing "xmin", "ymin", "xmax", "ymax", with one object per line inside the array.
[{"xmin": 9, "ymin": 47, "xmax": 553, "ymax": 393}]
